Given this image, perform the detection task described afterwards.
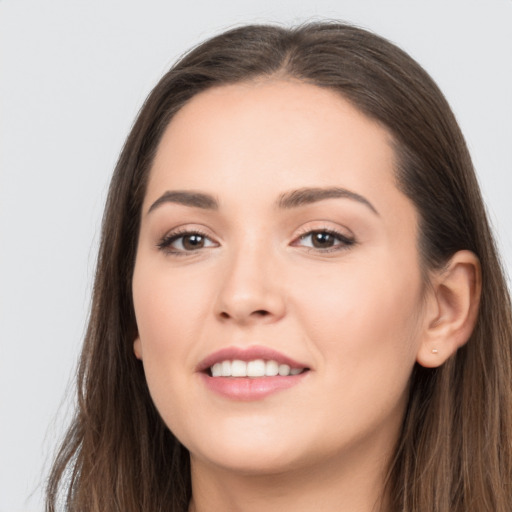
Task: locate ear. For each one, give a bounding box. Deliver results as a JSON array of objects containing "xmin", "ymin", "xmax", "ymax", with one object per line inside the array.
[
  {"xmin": 416, "ymin": 250, "xmax": 481, "ymax": 368},
  {"xmin": 133, "ymin": 336, "xmax": 143, "ymax": 360}
]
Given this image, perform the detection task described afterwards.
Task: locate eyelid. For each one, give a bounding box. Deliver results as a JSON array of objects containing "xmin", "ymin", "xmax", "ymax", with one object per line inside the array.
[
  {"xmin": 291, "ymin": 224, "xmax": 356, "ymax": 253},
  {"xmin": 157, "ymin": 225, "xmax": 220, "ymax": 255},
  {"xmin": 294, "ymin": 222, "xmax": 354, "ymax": 239}
]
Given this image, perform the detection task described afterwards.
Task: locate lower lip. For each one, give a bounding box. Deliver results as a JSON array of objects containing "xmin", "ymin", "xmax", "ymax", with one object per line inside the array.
[{"xmin": 199, "ymin": 372, "xmax": 308, "ymax": 401}]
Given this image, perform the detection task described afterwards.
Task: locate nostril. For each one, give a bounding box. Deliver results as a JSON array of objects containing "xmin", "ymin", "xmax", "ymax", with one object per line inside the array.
[
  {"xmin": 217, "ymin": 306, "xmax": 279, "ymax": 323},
  {"xmin": 253, "ymin": 310, "xmax": 270, "ymax": 316}
]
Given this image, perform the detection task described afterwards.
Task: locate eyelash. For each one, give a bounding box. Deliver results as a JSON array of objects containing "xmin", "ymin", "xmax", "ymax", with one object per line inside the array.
[
  {"xmin": 157, "ymin": 227, "xmax": 356, "ymax": 256},
  {"xmin": 157, "ymin": 228, "xmax": 214, "ymax": 257},
  {"xmin": 294, "ymin": 228, "xmax": 356, "ymax": 253}
]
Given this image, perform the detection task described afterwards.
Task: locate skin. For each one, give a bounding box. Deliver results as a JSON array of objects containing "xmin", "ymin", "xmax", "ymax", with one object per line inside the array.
[{"xmin": 132, "ymin": 79, "xmax": 480, "ymax": 512}]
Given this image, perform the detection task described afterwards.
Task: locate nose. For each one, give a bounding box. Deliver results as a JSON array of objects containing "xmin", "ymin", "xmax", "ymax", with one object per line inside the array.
[{"xmin": 214, "ymin": 243, "xmax": 286, "ymax": 326}]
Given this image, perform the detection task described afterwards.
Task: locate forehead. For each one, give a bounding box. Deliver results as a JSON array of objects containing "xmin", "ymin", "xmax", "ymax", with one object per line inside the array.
[{"xmin": 146, "ymin": 79, "xmax": 400, "ymax": 213}]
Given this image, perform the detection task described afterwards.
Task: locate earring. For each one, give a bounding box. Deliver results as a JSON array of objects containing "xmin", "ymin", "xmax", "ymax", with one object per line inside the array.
[{"xmin": 431, "ymin": 348, "xmax": 439, "ymax": 354}]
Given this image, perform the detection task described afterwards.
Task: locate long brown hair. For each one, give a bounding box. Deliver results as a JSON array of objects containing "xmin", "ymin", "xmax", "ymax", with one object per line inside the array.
[{"xmin": 46, "ymin": 22, "xmax": 512, "ymax": 511}]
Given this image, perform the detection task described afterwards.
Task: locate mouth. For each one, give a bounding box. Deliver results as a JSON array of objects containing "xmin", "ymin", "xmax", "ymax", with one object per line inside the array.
[
  {"xmin": 207, "ymin": 359, "xmax": 308, "ymax": 377},
  {"xmin": 197, "ymin": 346, "xmax": 310, "ymax": 400},
  {"xmin": 197, "ymin": 345, "xmax": 310, "ymax": 375}
]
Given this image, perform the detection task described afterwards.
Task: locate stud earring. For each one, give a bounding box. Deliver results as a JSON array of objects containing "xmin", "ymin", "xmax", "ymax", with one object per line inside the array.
[{"xmin": 431, "ymin": 348, "xmax": 439, "ymax": 354}]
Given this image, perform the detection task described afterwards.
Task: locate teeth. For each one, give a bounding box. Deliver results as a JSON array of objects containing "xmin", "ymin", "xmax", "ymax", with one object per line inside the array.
[
  {"xmin": 209, "ymin": 359, "xmax": 305, "ymax": 378},
  {"xmin": 265, "ymin": 360, "xmax": 279, "ymax": 376},
  {"xmin": 211, "ymin": 363, "xmax": 222, "ymax": 377},
  {"xmin": 278, "ymin": 364, "xmax": 290, "ymax": 376},
  {"xmin": 247, "ymin": 359, "xmax": 266, "ymax": 377},
  {"xmin": 221, "ymin": 360, "xmax": 231, "ymax": 377},
  {"xmin": 231, "ymin": 360, "xmax": 247, "ymax": 377}
]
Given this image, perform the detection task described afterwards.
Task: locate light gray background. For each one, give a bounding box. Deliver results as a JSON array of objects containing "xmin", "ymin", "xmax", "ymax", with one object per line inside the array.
[{"xmin": 1, "ymin": 1, "xmax": 511, "ymax": 510}]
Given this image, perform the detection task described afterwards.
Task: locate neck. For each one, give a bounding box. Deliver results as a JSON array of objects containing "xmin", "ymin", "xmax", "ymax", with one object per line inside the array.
[{"xmin": 188, "ymin": 446, "xmax": 392, "ymax": 512}]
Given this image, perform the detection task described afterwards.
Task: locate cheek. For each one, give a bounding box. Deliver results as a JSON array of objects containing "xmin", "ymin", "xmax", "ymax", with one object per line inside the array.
[
  {"xmin": 133, "ymin": 262, "xmax": 213, "ymax": 350},
  {"xmin": 294, "ymin": 252, "xmax": 423, "ymax": 380},
  {"xmin": 289, "ymin": 256, "xmax": 422, "ymax": 445},
  {"xmin": 132, "ymin": 261, "xmax": 217, "ymax": 429},
  {"xmin": 131, "ymin": 260, "xmax": 219, "ymax": 413}
]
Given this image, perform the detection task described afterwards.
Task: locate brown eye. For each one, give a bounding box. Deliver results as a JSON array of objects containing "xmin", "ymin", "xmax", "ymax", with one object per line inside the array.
[
  {"xmin": 296, "ymin": 230, "xmax": 355, "ymax": 252},
  {"xmin": 182, "ymin": 234, "xmax": 206, "ymax": 250},
  {"xmin": 157, "ymin": 230, "xmax": 217, "ymax": 254},
  {"xmin": 311, "ymin": 231, "xmax": 336, "ymax": 248}
]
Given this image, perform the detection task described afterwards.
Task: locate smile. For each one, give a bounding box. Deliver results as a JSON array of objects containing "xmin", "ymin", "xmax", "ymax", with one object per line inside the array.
[
  {"xmin": 198, "ymin": 346, "xmax": 311, "ymax": 400},
  {"xmin": 209, "ymin": 359, "xmax": 305, "ymax": 377}
]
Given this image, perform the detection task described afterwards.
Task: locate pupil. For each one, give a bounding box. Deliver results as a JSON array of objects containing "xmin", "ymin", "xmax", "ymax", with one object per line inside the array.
[
  {"xmin": 183, "ymin": 234, "xmax": 204, "ymax": 250},
  {"xmin": 312, "ymin": 232, "xmax": 333, "ymax": 248}
]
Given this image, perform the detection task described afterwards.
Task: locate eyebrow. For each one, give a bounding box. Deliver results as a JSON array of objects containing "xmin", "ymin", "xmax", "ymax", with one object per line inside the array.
[
  {"xmin": 147, "ymin": 186, "xmax": 378, "ymax": 216},
  {"xmin": 276, "ymin": 187, "xmax": 379, "ymax": 215},
  {"xmin": 148, "ymin": 190, "xmax": 219, "ymax": 214}
]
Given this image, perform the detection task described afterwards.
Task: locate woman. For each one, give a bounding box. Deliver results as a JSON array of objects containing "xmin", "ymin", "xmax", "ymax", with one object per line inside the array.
[{"xmin": 46, "ymin": 22, "xmax": 512, "ymax": 511}]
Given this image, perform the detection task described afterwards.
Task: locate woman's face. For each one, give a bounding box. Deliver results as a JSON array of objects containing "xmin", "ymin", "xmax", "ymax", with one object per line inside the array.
[{"xmin": 132, "ymin": 80, "xmax": 428, "ymax": 475}]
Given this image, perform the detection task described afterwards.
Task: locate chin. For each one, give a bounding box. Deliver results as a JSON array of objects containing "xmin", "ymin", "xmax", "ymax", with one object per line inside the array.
[
  {"xmin": 184, "ymin": 418, "xmax": 312, "ymax": 475},
  {"xmin": 191, "ymin": 442, "xmax": 305, "ymax": 476}
]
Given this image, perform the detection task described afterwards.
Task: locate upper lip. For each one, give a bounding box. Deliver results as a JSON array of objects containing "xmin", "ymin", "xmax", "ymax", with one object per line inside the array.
[{"xmin": 196, "ymin": 345, "xmax": 310, "ymax": 373}]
